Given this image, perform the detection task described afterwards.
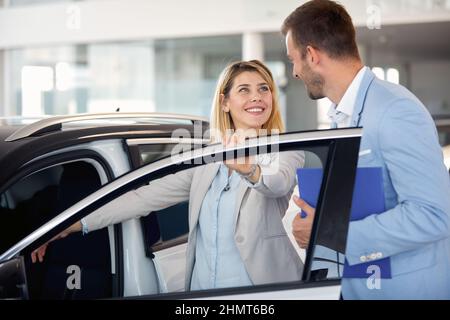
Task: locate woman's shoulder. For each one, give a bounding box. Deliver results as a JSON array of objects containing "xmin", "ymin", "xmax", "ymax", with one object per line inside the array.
[{"xmin": 191, "ymin": 162, "xmax": 221, "ymax": 176}]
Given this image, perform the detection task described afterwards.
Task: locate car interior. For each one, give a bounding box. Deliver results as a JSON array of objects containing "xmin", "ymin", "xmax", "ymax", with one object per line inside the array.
[{"xmin": 0, "ymin": 161, "xmax": 112, "ymax": 299}]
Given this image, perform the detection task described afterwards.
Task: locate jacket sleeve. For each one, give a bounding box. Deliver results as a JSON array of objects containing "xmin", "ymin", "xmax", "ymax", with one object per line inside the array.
[
  {"xmin": 345, "ymin": 98, "xmax": 450, "ymax": 265},
  {"xmin": 248, "ymin": 150, "xmax": 305, "ymax": 198},
  {"xmin": 83, "ymin": 167, "xmax": 195, "ymax": 232}
]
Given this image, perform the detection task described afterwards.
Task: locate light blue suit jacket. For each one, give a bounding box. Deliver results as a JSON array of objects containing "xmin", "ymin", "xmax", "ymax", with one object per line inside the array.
[{"xmin": 341, "ymin": 69, "xmax": 450, "ymax": 299}]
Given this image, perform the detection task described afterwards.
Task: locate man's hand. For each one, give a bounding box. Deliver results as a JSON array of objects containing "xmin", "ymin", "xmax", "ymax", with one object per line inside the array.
[
  {"xmin": 292, "ymin": 195, "xmax": 316, "ymax": 249},
  {"xmin": 31, "ymin": 221, "xmax": 82, "ymax": 263}
]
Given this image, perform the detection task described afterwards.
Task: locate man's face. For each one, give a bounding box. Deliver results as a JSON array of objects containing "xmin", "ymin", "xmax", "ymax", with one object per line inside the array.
[{"xmin": 286, "ymin": 30, "xmax": 325, "ymax": 100}]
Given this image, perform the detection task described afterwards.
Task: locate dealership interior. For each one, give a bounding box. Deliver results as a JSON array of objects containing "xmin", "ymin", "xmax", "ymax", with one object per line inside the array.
[
  {"xmin": 0, "ymin": 1, "xmax": 449, "ymax": 125},
  {"xmin": 2, "ymin": 1, "xmax": 448, "ymax": 170},
  {"xmin": 0, "ymin": 0, "xmax": 450, "ymax": 301}
]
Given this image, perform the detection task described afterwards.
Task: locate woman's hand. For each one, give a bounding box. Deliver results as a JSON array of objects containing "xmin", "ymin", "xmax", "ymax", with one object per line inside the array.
[
  {"xmin": 31, "ymin": 221, "xmax": 82, "ymax": 263},
  {"xmin": 223, "ymin": 132, "xmax": 261, "ymax": 183}
]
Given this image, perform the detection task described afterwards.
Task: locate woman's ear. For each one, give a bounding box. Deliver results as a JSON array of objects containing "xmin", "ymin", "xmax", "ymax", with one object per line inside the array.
[{"xmin": 220, "ymin": 94, "xmax": 229, "ymax": 112}]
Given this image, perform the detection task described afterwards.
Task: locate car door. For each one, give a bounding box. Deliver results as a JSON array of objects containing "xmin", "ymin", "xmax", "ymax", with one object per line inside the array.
[{"xmin": 0, "ymin": 129, "xmax": 361, "ymax": 300}]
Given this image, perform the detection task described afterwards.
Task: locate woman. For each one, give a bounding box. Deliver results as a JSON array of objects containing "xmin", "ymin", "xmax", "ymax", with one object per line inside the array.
[{"xmin": 32, "ymin": 60, "xmax": 305, "ymax": 291}]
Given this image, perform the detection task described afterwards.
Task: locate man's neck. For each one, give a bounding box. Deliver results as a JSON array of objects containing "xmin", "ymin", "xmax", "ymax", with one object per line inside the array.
[{"xmin": 325, "ymin": 60, "xmax": 364, "ymax": 105}]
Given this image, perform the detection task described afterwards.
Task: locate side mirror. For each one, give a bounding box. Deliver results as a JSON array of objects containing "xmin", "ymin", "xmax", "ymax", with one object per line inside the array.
[{"xmin": 0, "ymin": 256, "xmax": 29, "ymax": 300}]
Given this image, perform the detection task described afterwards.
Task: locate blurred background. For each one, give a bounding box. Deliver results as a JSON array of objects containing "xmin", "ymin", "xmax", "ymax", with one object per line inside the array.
[{"xmin": 0, "ymin": 0, "xmax": 449, "ymax": 132}]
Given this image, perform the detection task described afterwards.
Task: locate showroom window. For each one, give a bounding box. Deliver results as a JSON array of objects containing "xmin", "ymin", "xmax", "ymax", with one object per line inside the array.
[{"xmin": 5, "ymin": 35, "xmax": 242, "ymax": 118}]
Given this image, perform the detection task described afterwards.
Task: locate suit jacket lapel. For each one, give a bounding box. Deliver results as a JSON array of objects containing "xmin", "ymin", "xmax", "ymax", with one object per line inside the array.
[
  {"xmin": 233, "ymin": 180, "xmax": 250, "ymax": 231},
  {"xmin": 189, "ymin": 163, "xmax": 220, "ymax": 230},
  {"xmin": 351, "ymin": 69, "xmax": 376, "ymax": 127}
]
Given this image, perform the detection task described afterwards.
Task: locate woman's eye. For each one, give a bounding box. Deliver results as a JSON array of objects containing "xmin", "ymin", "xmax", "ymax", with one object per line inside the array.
[
  {"xmin": 238, "ymin": 88, "xmax": 249, "ymax": 93},
  {"xmin": 260, "ymin": 86, "xmax": 270, "ymax": 92}
]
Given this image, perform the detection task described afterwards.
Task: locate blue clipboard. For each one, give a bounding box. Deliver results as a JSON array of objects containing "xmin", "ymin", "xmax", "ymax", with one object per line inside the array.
[{"xmin": 297, "ymin": 167, "xmax": 391, "ymax": 279}]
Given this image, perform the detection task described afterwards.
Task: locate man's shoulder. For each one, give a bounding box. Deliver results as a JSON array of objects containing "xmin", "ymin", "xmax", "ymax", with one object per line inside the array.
[
  {"xmin": 364, "ymin": 78, "xmax": 427, "ymax": 116},
  {"xmin": 358, "ymin": 77, "xmax": 434, "ymax": 134},
  {"xmin": 367, "ymin": 77, "xmax": 418, "ymax": 103}
]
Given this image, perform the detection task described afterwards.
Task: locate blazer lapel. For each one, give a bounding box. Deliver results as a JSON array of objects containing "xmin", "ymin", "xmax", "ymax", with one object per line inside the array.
[
  {"xmin": 233, "ymin": 180, "xmax": 250, "ymax": 231},
  {"xmin": 351, "ymin": 69, "xmax": 376, "ymax": 127},
  {"xmin": 189, "ymin": 163, "xmax": 220, "ymax": 230}
]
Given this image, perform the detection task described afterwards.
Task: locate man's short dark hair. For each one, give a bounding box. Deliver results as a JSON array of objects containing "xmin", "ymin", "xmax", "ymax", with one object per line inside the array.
[{"xmin": 282, "ymin": 0, "xmax": 360, "ymax": 60}]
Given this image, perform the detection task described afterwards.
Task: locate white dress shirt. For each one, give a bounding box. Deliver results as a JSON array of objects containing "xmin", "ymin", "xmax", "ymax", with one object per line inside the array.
[
  {"xmin": 190, "ymin": 164, "xmax": 253, "ymax": 290},
  {"xmin": 328, "ymin": 66, "xmax": 369, "ymax": 128}
]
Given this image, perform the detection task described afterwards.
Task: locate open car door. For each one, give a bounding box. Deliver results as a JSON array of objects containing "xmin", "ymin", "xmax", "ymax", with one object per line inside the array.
[{"xmin": 0, "ymin": 129, "xmax": 361, "ymax": 300}]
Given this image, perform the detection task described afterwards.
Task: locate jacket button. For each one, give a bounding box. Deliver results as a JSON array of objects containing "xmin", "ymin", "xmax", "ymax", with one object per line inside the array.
[{"xmin": 236, "ymin": 236, "xmax": 244, "ymax": 243}]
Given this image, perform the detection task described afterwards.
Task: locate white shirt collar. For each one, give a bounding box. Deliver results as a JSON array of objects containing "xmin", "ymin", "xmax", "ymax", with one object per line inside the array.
[{"xmin": 327, "ymin": 66, "xmax": 368, "ymax": 125}]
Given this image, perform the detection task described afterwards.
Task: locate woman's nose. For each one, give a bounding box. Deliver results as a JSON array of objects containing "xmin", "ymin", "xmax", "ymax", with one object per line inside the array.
[{"xmin": 250, "ymin": 94, "xmax": 262, "ymax": 102}]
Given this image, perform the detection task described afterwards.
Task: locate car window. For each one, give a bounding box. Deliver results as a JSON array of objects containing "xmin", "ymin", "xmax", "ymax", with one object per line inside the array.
[
  {"xmin": 1, "ymin": 161, "xmax": 89, "ymax": 253},
  {"xmin": 130, "ymin": 143, "xmax": 203, "ymax": 168},
  {"xmin": 0, "ymin": 160, "xmax": 113, "ymax": 299},
  {"xmin": 139, "ymin": 144, "xmax": 185, "ymax": 165}
]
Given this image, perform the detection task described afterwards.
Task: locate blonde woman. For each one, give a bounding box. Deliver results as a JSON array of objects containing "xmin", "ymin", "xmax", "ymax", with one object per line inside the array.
[{"xmin": 32, "ymin": 60, "xmax": 305, "ymax": 291}]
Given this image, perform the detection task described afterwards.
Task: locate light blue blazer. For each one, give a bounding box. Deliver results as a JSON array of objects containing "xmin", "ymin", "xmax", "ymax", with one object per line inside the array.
[{"xmin": 341, "ymin": 69, "xmax": 450, "ymax": 299}]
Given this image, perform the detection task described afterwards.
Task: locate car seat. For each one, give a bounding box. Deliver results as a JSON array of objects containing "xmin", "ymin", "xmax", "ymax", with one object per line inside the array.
[{"xmin": 39, "ymin": 162, "xmax": 112, "ymax": 299}]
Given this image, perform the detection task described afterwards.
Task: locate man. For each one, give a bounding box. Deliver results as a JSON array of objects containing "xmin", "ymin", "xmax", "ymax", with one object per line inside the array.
[{"xmin": 282, "ymin": 0, "xmax": 450, "ymax": 299}]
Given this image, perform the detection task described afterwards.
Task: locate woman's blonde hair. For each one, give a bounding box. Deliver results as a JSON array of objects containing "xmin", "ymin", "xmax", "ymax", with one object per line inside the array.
[{"xmin": 210, "ymin": 60, "xmax": 285, "ymax": 141}]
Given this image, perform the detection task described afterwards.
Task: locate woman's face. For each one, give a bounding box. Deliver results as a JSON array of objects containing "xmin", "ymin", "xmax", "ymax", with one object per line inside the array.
[{"xmin": 222, "ymin": 71, "xmax": 273, "ymax": 131}]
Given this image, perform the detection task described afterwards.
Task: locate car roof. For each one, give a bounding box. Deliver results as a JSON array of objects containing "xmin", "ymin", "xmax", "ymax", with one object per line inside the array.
[{"xmin": 0, "ymin": 113, "xmax": 209, "ymax": 188}]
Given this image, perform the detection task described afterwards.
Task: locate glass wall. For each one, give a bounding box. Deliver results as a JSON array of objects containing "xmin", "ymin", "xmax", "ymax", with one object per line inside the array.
[
  {"xmin": 6, "ymin": 35, "xmax": 242, "ymax": 118},
  {"xmin": 153, "ymin": 36, "xmax": 242, "ymax": 117},
  {"xmin": 4, "ymin": 21, "xmax": 450, "ymax": 131}
]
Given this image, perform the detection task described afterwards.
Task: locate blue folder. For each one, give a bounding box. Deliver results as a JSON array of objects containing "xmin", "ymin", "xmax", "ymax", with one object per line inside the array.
[{"xmin": 296, "ymin": 167, "xmax": 391, "ymax": 279}]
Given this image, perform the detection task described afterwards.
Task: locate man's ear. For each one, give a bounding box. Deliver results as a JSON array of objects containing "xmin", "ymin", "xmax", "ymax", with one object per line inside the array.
[
  {"xmin": 306, "ymin": 46, "xmax": 321, "ymax": 66},
  {"xmin": 220, "ymin": 94, "xmax": 229, "ymax": 112}
]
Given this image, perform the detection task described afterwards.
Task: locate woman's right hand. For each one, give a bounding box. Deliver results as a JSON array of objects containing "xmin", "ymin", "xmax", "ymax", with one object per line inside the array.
[{"xmin": 31, "ymin": 221, "xmax": 82, "ymax": 263}]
